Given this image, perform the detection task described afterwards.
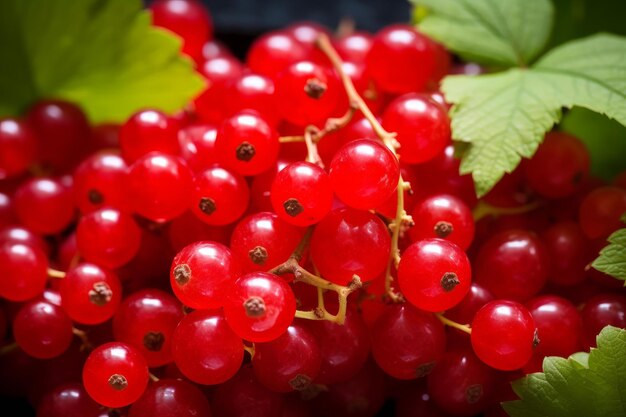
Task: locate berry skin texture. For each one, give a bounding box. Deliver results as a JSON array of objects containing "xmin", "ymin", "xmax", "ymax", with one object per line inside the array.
[
  {"xmin": 275, "ymin": 61, "xmax": 341, "ymax": 126},
  {"xmin": 194, "ymin": 57, "xmax": 245, "ymax": 124},
  {"xmin": 127, "ymin": 152, "xmax": 193, "ymax": 222},
  {"xmin": 112, "ymin": 289, "xmax": 184, "ymax": 368},
  {"xmin": 409, "ymin": 194, "xmax": 475, "ymax": 250},
  {"xmin": 471, "ymin": 300, "xmax": 537, "ymax": 371},
  {"xmin": 475, "ymin": 229, "xmax": 549, "ymax": 302},
  {"xmin": 151, "ymin": 0, "xmax": 213, "ymax": 59},
  {"xmin": 252, "ymin": 323, "xmax": 321, "ymax": 392},
  {"xmin": 191, "ymin": 166, "xmax": 250, "ymax": 225},
  {"xmin": 366, "ymin": 24, "xmax": 439, "ymax": 94},
  {"xmin": 371, "ymin": 304, "xmax": 446, "ymax": 380},
  {"xmin": 271, "ymin": 161, "xmax": 333, "ymax": 226},
  {"xmin": 60, "ymin": 263, "xmax": 122, "ymax": 325},
  {"xmin": 83, "ymin": 342, "xmax": 149, "ymax": 408},
  {"xmin": 13, "ymin": 300, "xmax": 73, "ymax": 359},
  {"xmin": 14, "ymin": 177, "xmax": 75, "ymax": 235},
  {"xmin": 578, "ymin": 186, "xmax": 626, "ymax": 239},
  {"xmin": 129, "ymin": 379, "xmax": 212, "ymax": 417},
  {"xmin": 427, "ymin": 348, "xmax": 500, "ymax": 417},
  {"xmin": 72, "ymin": 152, "xmax": 130, "ymax": 214},
  {"xmin": 310, "ymin": 208, "xmax": 391, "ymax": 286},
  {"xmin": 382, "ymin": 93, "xmax": 451, "ymax": 164},
  {"xmin": 170, "ymin": 241, "xmax": 237, "ymax": 310},
  {"xmin": 230, "ymin": 211, "xmax": 304, "ymax": 273},
  {"xmin": 329, "ymin": 139, "xmax": 400, "ymax": 210},
  {"xmin": 216, "ymin": 112, "xmax": 279, "ymax": 176},
  {"xmin": 171, "ymin": 310, "xmax": 243, "ymax": 385},
  {"xmin": 224, "ymin": 271, "xmax": 296, "ymax": 343},
  {"xmin": 524, "ymin": 132, "xmax": 590, "ymax": 198},
  {"xmin": 524, "ymin": 295, "xmax": 582, "ymax": 372},
  {"xmin": 76, "ymin": 207, "xmax": 142, "ymax": 268},
  {"xmin": 247, "ymin": 31, "xmax": 308, "ymax": 79},
  {"xmin": 119, "ymin": 109, "xmax": 180, "ymax": 162},
  {"xmin": 0, "ymin": 241, "xmax": 48, "ymax": 301},
  {"xmin": 0, "ymin": 118, "xmax": 37, "ymax": 179},
  {"xmin": 581, "ymin": 294, "xmax": 626, "ymax": 349},
  {"xmin": 397, "ymin": 238, "xmax": 471, "ymax": 312},
  {"xmin": 36, "ymin": 383, "xmax": 102, "ymax": 417}
]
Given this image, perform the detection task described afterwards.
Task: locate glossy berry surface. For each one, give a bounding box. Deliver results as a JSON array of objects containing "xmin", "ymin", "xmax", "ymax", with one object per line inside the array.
[
  {"xmin": 14, "ymin": 177, "xmax": 75, "ymax": 235},
  {"xmin": 113, "ymin": 289, "xmax": 183, "ymax": 367},
  {"xmin": 310, "ymin": 208, "xmax": 390, "ymax": 285},
  {"xmin": 60, "ymin": 263, "xmax": 122, "ymax": 325},
  {"xmin": 36, "ymin": 382, "xmax": 102, "ymax": 417},
  {"xmin": 247, "ymin": 31, "xmax": 308, "ymax": 79},
  {"xmin": 252, "ymin": 323, "xmax": 321, "ymax": 392},
  {"xmin": 382, "ymin": 93, "xmax": 451, "ymax": 164},
  {"xmin": 541, "ymin": 221, "xmax": 590, "ymax": 286},
  {"xmin": 215, "ymin": 112, "xmax": 279, "ymax": 176},
  {"xmin": 119, "ymin": 109, "xmax": 180, "ymax": 162},
  {"xmin": 171, "ymin": 310, "xmax": 243, "ymax": 385},
  {"xmin": 581, "ymin": 294, "xmax": 626, "ymax": 349},
  {"xmin": 194, "ymin": 57, "xmax": 245, "ymax": 123},
  {"xmin": 224, "ymin": 271, "xmax": 296, "ymax": 342},
  {"xmin": 525, "ymin": 295, "xmax": 582, "ymax": 371},
  {"xmin": 471, "ymin": 300, "xmax": 537, "ymax": 370},
  {"xmin": 304, "ymin": 308, "xmax": 371, "ymax": 384},
  {"xmin": 191, "ymin": 166, "xmax": 249, "ymax": 225},
  {"xmin": 170, "ymin": 241, "xmax": 237, "ymax": 309},
  {"xmin": 475, "ymin": 230, "xmax": 549, "ymax": 302},
  {"xmin": 366, "ymin": 24, "xmax": 439, "ymax": 94},
  {"xmin": 0, "ymin": 241, "xmax": 48, "ymax": 301},
  {"xmin": 129, "ymin": 379, "xmax": 212, "ymax": 417},
  {"xmin": 151, "ymin": 0, "xmax": 213, "ymax": 59},
  {"xmin": 0, "ymin": 118, "xmax": 37, "ymax": 179},
  {"xmin": 371, "ymin": 304, "xmax": 445, "ymax": 379},
  {"xmin": 83, "ymin": 342, "xmax": 149, "ymax": 408},
  {"xmin": 127, "ymin": 152, "xmax": 193, "ymax": 222},
  {"xmin": 409, "ymin": 194, "xmax": 475, "ymax": 250},
  {"xmin": 398, "ymin": 238, "xmax": 471, "ymax": 312},
  {"xmin": 230, "ymin": 211, "xmax": 304, "ymax": 272},
  {"xmin": 329, "ymin": 139, "xmax": 400, "ymax": 210},
  {"xmin": 72, "ymin": 152, "xmax": 129, "ymax": 213},
  {"xmin": 13, "ymin": 300, "xmax": 73, "ymax": 359},
  {"xmin": 76, "ymin": 207, "xmax": 142, "ymax": 268},
  {"xmin": 427, "ymin": 348, "xmax": 499, "ymax": 417},
  {"xmin": 178, "ymin": 124, "xmax": 218, "ymax": 172},
  {"xmin": 225, "ymin": 73, "xmax": 278, "ymax": 124},
  {"xmin": 271, "ymin": 161, "xmax": 333, "ymax": 226},
  {"xmin": 275, "ymin": 61, "xmax": 340, "ymax": 126}
]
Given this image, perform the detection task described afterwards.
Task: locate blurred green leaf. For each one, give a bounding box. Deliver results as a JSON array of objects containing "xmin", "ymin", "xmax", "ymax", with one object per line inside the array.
[{"xmin": 0, "ymin": 0, "xmax": 205, "ymax": 123}]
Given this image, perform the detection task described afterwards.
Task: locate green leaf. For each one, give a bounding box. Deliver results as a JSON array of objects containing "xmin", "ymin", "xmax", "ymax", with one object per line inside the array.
[
  {"xmin": 0, "ymin": 0, "xmax": 204, "ymax": 123},
  {"xmin": 412, "ymin": 0, "xmax": 554, "ymax": 67},
  {"xmin": 442, "ymin": 69, "xmax": 562, "ymax": 196},
  {"xmin": 442, "ymin": 34, "xmax": 626, "ymax": 196},
  {"xmin": 592, "ymin": 229, "xmax": 626, "ymax": 284},
  {"xmin": 504, "ymin": 326, "xmax": 626, "ymax": 417}
]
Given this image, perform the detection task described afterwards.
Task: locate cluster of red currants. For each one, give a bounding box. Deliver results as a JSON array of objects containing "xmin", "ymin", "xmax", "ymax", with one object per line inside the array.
[{"xmin": 1, "ymin": 1, "xmax": 625, "ymax": 416}]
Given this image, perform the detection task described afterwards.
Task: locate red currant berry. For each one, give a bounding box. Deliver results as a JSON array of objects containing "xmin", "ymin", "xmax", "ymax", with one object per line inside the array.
[
  {"xmin": 0, "ymin": 241, "xmax": 48, "ymax": 301},
  {"xmin": 310, "ymin": 208, "xmax": 390, "ymax": 285},
  {"xmin": 0, "ymin": 118, "xmax": 37, "ymax": 179},
  {"xmin": 172, "ymin": 309, "xmax": 243, "ymax": 385},
  {"xmin": 129, "ymin": 378, "xmax": 212, "ymax": 417},
  {"xmin": 271, "ymin": 161, "xmax": 333, "ymax": 226},
  {"xmin": 127, "ymin": 152, "xmax": 193, "ymax": 222},
  {"xmin": 191, "ymin": 166, "xmax": 249, "ymax": 225},
  {"xmin": 382, "ymin": 93, "xmax": 451, "ymax": 164},
  {"xmin": 471, "ymin": 300, "xmax": 537, "ymax": 370},
  {"xmin": 170, "ymin": 241, "xmax": 237, "ymax": 309},
  {"xmin": 83, "ymin": 342, "xmax": 149, "ymax": 408},
  {"xmin": 13, "ymin": 300, "xmax": 73, "ymax": 359},
  {"xmin": 247, "ymin": 31, "xmax": 308, "ymax": 79},
  {"xmin": 119, "ymin": 109, "xmax": 180, "ymax": 162},
  {"xmin": 398, "ymin": 238, "xmax": 471, "ymax": 312},
  {"xmin": 224, "ymin": 271, "xmax": 296, "ymax": 342},
  {"xmin": 329, "ymin": 139, "xmax": 399, "ymax": 210},
  {"xmin": 73, "ymin": 151, "xmax": 129, "ymax": 213},
  {"xmin": 14, "ymin": 177, "xmax": 75, "ymax": 235}
]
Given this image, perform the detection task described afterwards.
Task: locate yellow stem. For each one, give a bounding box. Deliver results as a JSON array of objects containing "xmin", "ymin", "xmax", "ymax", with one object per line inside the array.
[
  {"xmin": 47, "ymin": 268, "xmax": 66, "ymax": 279},
  {"xmin": 472, "ymin": 200, "xmax": 542, "ymax": 221},
  {"xmin": 436, "ymin": 313, "xmax": 472, "ymax": 334}
]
